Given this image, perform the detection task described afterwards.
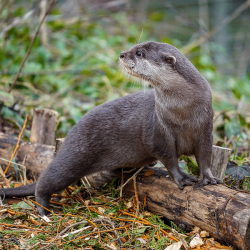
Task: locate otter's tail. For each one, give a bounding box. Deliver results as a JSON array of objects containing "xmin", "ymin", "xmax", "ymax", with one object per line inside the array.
[{"xmin": 0, "ymin": 183, "xmax": 36, "ymax": 198}]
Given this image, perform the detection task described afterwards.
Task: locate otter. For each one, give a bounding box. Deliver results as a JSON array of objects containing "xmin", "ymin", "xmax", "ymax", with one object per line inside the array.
[{"xmin": 0, "ymin": 42, "xmax": 222, "ymax": 215}]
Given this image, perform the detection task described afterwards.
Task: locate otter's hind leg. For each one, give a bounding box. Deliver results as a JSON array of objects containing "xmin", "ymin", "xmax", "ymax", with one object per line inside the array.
[{"xmin": 35, "ymin": 151, "xmax": 93, "ymax": 215}]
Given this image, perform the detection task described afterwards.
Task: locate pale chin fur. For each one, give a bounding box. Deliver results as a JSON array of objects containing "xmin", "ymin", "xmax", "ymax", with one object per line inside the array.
[{"xmin": 118, "ymin": 59, "xmax": 151, "ymax": 90}]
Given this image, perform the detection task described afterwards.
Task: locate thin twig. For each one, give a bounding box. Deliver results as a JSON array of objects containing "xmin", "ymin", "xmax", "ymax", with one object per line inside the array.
[
  {"xmin": 119, "ymin": 211, "xmax": 179, "ymax": 242},
  {"xmin": 57, "ymin": 225, "xmax": 131, "ymax": 247},
  {"xmin": 120, "ymin": 168, "xmax": 124, "ymax": 197},
  {"xmin": 116, "ymin": 166, "xmax": 144, "ymax": 191},
  {"xmin": 133, "ymin": 176, "xmax": 139, "ymax": 217},
  {"xmin": 8, "ymin": 0, "xmax": 56, "ymax": 93},
  {"xmin": 3, "ymin": 115, "xmax": 28, "ymax": 185},
  {"xmin": 39, "ymin": 220, "xmax": 89, "ymax": 250},
  {"xmin": 29, "ymin": 199, "xmax": 55, "ymax": 215},
  {"xmin": 0, "ymin": 222, "xmax": 48, "ymax": 233},
  {"xmin": 0, "ymin": 9, "xmax": 35, "ymax": 38},
  {"xmin": 94, "ymin": 219, "xmax": 123, "ymax": 246},
  {"xmin": 0, "ymin": 158, "xmax": 27, "ymax": 170}
]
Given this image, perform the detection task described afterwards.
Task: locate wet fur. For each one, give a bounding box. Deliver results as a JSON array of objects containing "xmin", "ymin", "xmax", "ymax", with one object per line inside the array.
[{"xmin": 0, "ymin": 42, "xmax": 221, "ymax": 215}]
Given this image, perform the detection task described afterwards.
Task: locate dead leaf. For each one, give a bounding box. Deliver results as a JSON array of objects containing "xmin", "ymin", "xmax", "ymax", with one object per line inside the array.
[
  {"xmin": 125, "ymin": 201, "xmax": 133, "ymax": 209},
  {"xmin": 200, "ymin": 230, "xmax": 209, "ymax": 238},
  {"xmin": 164, "ymin": 241, "xmax": 182, "ymax": 250},
  {"xmin": 190, "ymin": 235, "xmax": 204, "ymax": 249},
  {"xmin": 144, "ymin": 169, "xmax": 154, "ymax": 176},
  {"xmin": 97, "ymin": 207, "xmax": 105, "ymax": 214},
  {"xmin": 29, "ymin": 217, "xmax": 40, "ymax": 225}
]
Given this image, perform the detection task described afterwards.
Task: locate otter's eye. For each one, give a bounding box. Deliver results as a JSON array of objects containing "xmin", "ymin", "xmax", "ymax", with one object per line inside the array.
[{"xmin": 136, "ymin": 50, "xmax": 142, "ymax": 58}]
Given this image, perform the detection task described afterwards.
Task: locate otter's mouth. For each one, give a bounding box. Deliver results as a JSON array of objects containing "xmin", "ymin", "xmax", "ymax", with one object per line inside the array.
[{"xmin": 123, "ymin": 65, "xmax": 151, "ymax": 82}]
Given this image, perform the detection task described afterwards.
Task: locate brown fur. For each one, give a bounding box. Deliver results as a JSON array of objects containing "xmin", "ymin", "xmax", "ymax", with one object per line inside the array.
[{"xmin": 0, "ymin": 42, "xmax": 221, "ymax": 215}]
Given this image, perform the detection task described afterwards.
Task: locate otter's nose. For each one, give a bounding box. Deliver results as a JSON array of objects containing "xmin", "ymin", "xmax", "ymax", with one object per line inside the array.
[{"xmin": 120, "ymin": 52, "xmax": 125, "ymax": 59}]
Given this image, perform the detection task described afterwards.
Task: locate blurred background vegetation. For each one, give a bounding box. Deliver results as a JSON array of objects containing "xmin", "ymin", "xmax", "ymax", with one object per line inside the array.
[{"xmin": 0, "ymin": 0, "xmax": 249, "ymax": 158}]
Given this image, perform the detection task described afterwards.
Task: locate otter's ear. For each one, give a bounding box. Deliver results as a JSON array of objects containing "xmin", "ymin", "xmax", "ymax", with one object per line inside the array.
[{"xmin": 164, "ymin": 55, "xmax": 176, "ymax": 67}]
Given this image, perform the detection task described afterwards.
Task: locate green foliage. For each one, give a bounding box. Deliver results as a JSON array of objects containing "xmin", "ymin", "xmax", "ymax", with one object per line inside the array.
[
  {"xmin": 0, "ymin": 5, "xmax": 249, "ymax": 144},
  {"xmin": 180, "ymin": 156, "xmax": 199, "ymax": 175},
  {"xmin": 0, "ymin": 5, "xmax": 249, "ymax": 185}
]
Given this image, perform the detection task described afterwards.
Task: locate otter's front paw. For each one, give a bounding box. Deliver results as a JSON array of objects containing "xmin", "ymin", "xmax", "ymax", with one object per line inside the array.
[
  {"xmin": 199, "ymin": 175, "xmax": 222, "ymax": 185},
  {"xmin": 174, "ymin": 173, "xmax": 198, "ymax": 190}
]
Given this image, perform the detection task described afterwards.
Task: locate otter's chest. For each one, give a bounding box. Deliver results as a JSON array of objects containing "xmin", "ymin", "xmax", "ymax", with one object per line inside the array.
[{"xmin": 174, "ymin": 127, "xmax": 198, "ymax": 157}]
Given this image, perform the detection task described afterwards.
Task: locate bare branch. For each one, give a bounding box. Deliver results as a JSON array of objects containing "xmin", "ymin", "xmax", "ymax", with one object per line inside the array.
[{"xmin": 8, "ymin": 0, "xmax": 56, "ymax": 93}]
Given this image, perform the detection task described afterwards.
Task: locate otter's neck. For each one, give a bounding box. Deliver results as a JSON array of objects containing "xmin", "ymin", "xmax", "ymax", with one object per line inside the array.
[{"xmin": 153, "ymin": 77, "xmax": 212, "ymax": 128}]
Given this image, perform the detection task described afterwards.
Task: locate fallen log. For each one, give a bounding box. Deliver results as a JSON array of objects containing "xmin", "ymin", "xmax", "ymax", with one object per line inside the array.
[
  {"xmin": 0, "ymin": 132, "xmax": 54, "ymax": 178},
  {"xmin": 124, "ymin": 167, "xmax": 250, "ymax": 250}
]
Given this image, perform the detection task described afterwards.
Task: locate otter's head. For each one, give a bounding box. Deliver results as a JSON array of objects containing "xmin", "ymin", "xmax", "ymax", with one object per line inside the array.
[{"xmin": 119, "ymin": 41, "xmax": 181, "ymax": 86}]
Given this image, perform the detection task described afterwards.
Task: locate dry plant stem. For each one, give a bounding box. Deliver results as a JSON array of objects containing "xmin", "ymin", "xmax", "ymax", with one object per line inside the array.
[
  {"xmin": 0, "ymin": 222, "xmax": 48, "ymax": 233},
  {"xmin": 88, "ymin": 206, "xmax": 154, "ymax": 225},
  {"xmin": 23, "ymin": 199, "xmax": 36, "ymax": 210},
  {"xmin": 44, "ymin": 219, "xmax": 128, "ymax": 249},
  {"xmin": 57, "ymin": 225, "xmax": 132, "ymax": 247},
  {"xmin": 0, "ymin": 165, "xmax": 10, "ymax": 187},
  {"xmin": 84, "ymin": 176, "xmax": 91, "ymax": 187},
  {"xmin": 4, "ymin": 115, "xmax": 28, "ymax": 175},
  {"xmin": 39, "ymin": 0, "xmax": 48, "ymax": 46},
  {"xmin": 120, "ymin": 211, "xmax": 179, "ymax": 242},
  {"xmin": 61, "ymin": 226, "xmax": 92, "ymax": 239},
  {"xmin": 40, "ymin": 220, "xmax": 89, "ymax": 250},
  {"xmin": 49, "ymin": 200, "xmax": 70, "ymax": 207},
  {"xmin": 0, "ymin": 9, "xmax": 35, "ymax": 38},
  {"xmin": 86, "ymin": 219, "xmax": 103, "ymax": 246},
  {"xmin": 120, "ymin": 168, "xmax": 124, "ymax": 197},
  {"xmin": 77, "ymin": 193, "xmax": 92, "ymax": 214},
  {"xmin": 156, "ymin": 229, "xmax": 160, "ymax": 240},
  {"xmin": 7, "ymin": 208, "xmax": 26, "ymax": 215},
  {"xmin": 133, "ymin": 175, "xmax": 139, "ymax": 217},
  {"xmin": 29, "ymin": 199, "xmax": 55, "ymax": 215},
  {"xmin": 116, "ymin": 166, "xmax": 144, "ymax": 191},
  {"xmin": 8, "ymin": 0, "xmax": 56, "ymax": 93},
  {"xmin": 0, "ymin": 157, "xmax": 26, "ymax": 168},
  {"xmin": 181, "ymin": 0, "xmax": 250, "ymax": 54},
  {"xmin": 94, "ymin": 219, "xmax": 123, "ymax": 246}
]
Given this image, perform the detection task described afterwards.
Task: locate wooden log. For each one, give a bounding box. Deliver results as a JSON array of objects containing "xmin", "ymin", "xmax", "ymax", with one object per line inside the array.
[
  {"xmin": 30, "ymin": 108, "xmax": 58, "ymax": 145},
  {"xmin": 55, "ymin": 138, "xmax": 64, "ymax": 155},
  {"xmin": 211, "ymin": 145, "xmax": 231, "ymax": 180},
  {"xmin": 124, "ymin": 167, "xmax": 250, "ymax": 250},
  {"xmin": 0, "ymin": 133, "xmax": 54, "ymax": 178}
]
